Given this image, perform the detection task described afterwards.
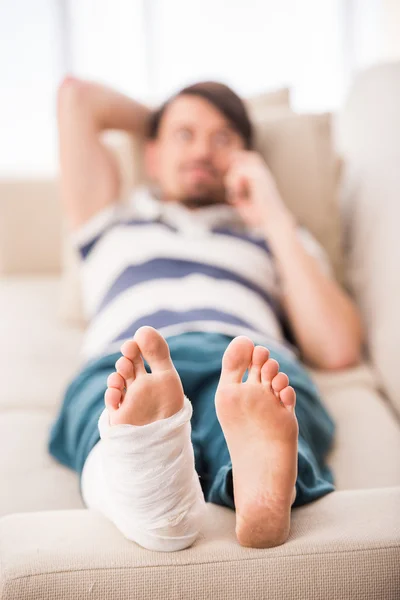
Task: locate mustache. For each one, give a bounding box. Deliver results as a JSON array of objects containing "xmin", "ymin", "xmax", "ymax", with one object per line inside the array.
[{"xmin": 180, "ymin": 161, "xmax": 218, "ymax": 177}]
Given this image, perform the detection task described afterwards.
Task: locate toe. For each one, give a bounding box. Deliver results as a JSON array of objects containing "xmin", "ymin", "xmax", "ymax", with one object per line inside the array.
[
  {"xmin": 107, "ymin": 371, "xmax": 126, "ymax": 391},
  {"xmin": 279, "ymin": 386, "xmax": 296, "ymax": 410},
  {"xmin": 104, "ymin": 386, "xmax": 122, "ymax": 412},
  {"xmin": 261, "ymin": 358, "xmax": 280, "ymax": 385},
  {"xmin": 247, "ymin": 346, "xmax": 270, "ymax": 383},
  {"xmin": 115, "ymin": 356, "xmax": 134, "ymax": 382},
  {"xmin": 220, "ymin": 336, "xmax": 254, "ymax": 384},
  {"xmin": 120, "ymin": 339, "xmax": 146, "ymax": 376},
  {"xmin": 271, "ymin": 372, "xmax": 289, "ymax": 393},
  {"xmin": 134, "ymin": 326, "xmax": 173, "ymax": 372}
]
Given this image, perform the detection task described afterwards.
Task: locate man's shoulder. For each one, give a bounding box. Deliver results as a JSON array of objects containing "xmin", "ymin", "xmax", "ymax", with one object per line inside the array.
[{"xmin": 124, "ymin": 185, "xmax": 162, "ymax": 220}]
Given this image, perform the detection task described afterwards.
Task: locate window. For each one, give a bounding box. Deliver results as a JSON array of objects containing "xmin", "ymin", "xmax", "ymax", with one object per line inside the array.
[{"xmin": 0, "ymin": 0, "xmax": 388, "ymax": 176}]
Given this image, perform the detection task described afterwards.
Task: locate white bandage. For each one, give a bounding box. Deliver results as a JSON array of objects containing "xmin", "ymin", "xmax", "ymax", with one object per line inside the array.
[{"xmin": 82, "ymin": 396, "xmax": 206, "ymax": 552}]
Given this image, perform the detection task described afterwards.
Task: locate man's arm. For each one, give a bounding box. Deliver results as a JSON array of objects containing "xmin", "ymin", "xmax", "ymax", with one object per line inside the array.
[
  {"xmin": 265, "ymin": 213, "xmax": 363, "ymax": 370},
  {"xmin": 57, "ymin": 76, "xmax": 151, "ymax": 231},
  {"xmin": 225, "ymin": 150, "xmax": 363, "ymax": 370}
]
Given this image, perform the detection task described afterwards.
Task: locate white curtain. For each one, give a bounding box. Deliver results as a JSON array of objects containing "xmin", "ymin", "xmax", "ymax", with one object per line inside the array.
[
  {"xmin": 67, "ymin": 0, "xmax": 150, "ymax": 100},
  {"xmin": 147, "ymin": 0, "xmax": 346, "ymax": 111},
  {"xmin": 0, "ymin": 0, "xmax": 62, "ymax": 176},
  {"xmin": 68, "ymin": 0, "xmax": 347, "ymax": 111},
  {"xmin": 346, "ymin": 0, "xmax": 384, "ymax": 74},
  {"xmin": 0, "ymin": 0, "xmax": 394, "ymax": 176}
]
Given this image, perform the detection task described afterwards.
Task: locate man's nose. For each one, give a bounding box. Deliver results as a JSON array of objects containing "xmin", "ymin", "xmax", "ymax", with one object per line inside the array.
[{"xmin": 190, "ymin": 135, "xmax": 213, "ymax": 159}]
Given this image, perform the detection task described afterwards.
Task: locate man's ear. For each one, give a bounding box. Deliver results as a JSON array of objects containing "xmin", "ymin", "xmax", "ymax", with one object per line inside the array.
[{"xmin": 144, "ymin": 140, "xmax": 159, "ymax": 180}]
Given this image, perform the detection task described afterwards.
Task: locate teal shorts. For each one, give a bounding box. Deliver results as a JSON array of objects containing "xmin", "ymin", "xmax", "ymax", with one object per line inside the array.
[{"xmin": 48, "ymin": 331, "xmax": 336, "ymax": 508}]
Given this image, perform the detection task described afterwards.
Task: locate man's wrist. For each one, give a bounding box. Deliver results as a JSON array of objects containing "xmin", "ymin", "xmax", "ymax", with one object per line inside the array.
[{"xmin": 262, "ymin": 209, "xmax": 297, "ymax": 249}]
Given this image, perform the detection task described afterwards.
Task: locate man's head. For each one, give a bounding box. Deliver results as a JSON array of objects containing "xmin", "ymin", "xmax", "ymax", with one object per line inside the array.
[{"xmin": 145, "ymin": 82, "xmax": 254, "ymax": 208}]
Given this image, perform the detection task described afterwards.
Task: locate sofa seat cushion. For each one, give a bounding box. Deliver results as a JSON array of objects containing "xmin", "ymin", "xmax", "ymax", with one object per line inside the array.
[
  {"xmin": 0, "ymin": 277, "xmax": 83, "ymax": 412},
  {"xmin": 0, "ymin": 410, "xmax": 84, "ymax": 517},
  {"xmin": 310, "ymin": 364, "xmax": 400, "ymax": 490},
  {"xmin": 1, "ymin": 488, "xmax": 399, "ymax": 600}
]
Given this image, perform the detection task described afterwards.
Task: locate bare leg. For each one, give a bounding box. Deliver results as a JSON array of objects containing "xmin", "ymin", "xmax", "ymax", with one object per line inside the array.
[{"xmin": 215, "ymin": 336, "xmax": 298, "ymax": 548}]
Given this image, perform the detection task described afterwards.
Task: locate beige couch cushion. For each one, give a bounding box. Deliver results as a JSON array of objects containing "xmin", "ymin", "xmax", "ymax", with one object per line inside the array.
[
  {"xmin": 0, "ymin": 179, "xmax": 61, "ymax": 275},
  {"xmin": 309, "ymin": 364, "xmax": 400, "ymax": 490},
  {"xmin": 335, "ymin": 62, "xmax": 400, "ymax": 416},
  {"xmin": 59, "ymin": 88, "xmax": 343, "ymax": 326},
  {"xmin": 254, "ymin": 112, "xmax": 343, "ymax": 280},
  {"xmin": 0, "ymin": 410, "xmax": 85, "ymax": 516},
  {"xmin": 245, "ymin": 87, "xmax": 291, "ymax": 119},
  {"xmin": 1, "ymin": 488, "xmax": 399, "ymax": 600},
  {"xmin": 0, "ymin": 277, "xmax": 83, "ymax": 412}
]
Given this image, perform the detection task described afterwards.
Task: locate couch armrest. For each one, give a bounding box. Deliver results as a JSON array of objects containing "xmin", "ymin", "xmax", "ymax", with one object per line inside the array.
[
  {"xmin": 1, "ymin": 487, "xmax": 399, "ymax": 600},
  {"xmin": 0, "ymin": 179, "xmax": 62, "ymax": 275}
]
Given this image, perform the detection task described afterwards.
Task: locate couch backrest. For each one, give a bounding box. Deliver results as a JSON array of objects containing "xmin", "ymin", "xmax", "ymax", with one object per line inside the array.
[
  {"xmin": 335, "ymin": 61, "xmax": 400, "ymax": 415},
  {"xmin": 0, "ymin": 179, "xmax": 61, "ymax": 274}
]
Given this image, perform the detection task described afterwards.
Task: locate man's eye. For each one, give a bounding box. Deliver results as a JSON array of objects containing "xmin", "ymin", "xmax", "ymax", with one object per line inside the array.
[
  {"xmin": 214, "ymin": 131, "xmax": 231, "ymax": 146},
  {"xmin": 175, "ymin": 128, "xmax": 192, "ymax": 141}
]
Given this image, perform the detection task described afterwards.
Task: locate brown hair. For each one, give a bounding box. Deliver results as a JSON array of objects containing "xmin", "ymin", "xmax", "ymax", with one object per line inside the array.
[{"xmin": 147, "ymin": 81, "xmax": 254, "ymax": 149}]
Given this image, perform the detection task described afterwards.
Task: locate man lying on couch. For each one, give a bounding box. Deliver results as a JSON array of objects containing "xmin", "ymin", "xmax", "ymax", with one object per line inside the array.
[{"xmin": 48, "ymin": 77, "xmax": 363, "ymax": 551}]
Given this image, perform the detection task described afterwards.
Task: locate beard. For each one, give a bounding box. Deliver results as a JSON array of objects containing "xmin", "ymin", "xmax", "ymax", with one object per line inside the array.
[
  {"xmin": 179, "ymin": 181, "xmax": 227, "ymax": 209},
  {"xmin": 153, "ymin": 161, "xmax": 228, "ymax": 209},
  {"xmin": 180, "ymin": 192, "xmax": 226, "ymax": 209},
  {"xmin": 177, "ymin": 160, "xmax": 227, "ymax": 208}
]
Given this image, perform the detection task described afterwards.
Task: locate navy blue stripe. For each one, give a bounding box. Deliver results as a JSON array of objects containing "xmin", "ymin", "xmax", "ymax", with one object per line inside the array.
[
  {"xmin": 95, "ymin": 258, "xmax": 278, "ymax": 315},
  {"xmin": 111, "ymin": 309, "xmax": 258, "ymax": 345},
  {"xmin": 80, "ymin": 237, "xmax": 102, "ymax": 259},
  {"xmin": 78, "ymin": 219, "xmax": 177, "ymax": 259},
  {"xmin": 211, "ymin": 226, "xmax": 271, "ymax": 254}
]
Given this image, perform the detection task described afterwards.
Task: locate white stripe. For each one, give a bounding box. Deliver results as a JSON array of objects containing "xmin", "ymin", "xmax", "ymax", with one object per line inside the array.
[
  {"xmin": 80, "ymin": 224, "xmax": 277, "ymax": 316},
  {"xmin": 69, "ymin": 203, "xmax": 124, "ymax": 248},
  {"xmin": 80, "ymin": 276, "xmax": 283, "ymax": 359}
]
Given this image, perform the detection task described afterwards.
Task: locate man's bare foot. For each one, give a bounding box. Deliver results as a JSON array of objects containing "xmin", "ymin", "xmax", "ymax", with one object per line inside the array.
[
  {"xmin": 215, "ymin": 336, "xmax": 299, "ymax": 549},
  {"xmin": 104, "ymin": 326, "xmax": 184, "ymax": 426}
]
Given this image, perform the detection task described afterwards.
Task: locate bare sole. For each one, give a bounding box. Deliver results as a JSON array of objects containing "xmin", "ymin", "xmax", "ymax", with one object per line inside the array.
[
  {"xmin": 216, "ymin": 336, "xmax": 299, "ymax": 548},
  {"xmin": 104, "ymin": 326, "xmax": 184, "ymax": 426}
]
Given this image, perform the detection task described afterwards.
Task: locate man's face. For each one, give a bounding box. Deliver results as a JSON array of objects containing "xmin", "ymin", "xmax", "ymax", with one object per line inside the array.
[{"xmin": 145, "ymin": 95, "xmax": 246, "ymax": 208}]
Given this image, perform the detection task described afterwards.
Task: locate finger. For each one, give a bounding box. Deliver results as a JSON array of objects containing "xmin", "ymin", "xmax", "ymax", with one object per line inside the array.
[
  {"xmin": 225, "ymin": 171, "xmax": 242, "ymax": 202},
  {"xmin": 227, "ymin": 176, "xmax": 248, "ymax": 203}
]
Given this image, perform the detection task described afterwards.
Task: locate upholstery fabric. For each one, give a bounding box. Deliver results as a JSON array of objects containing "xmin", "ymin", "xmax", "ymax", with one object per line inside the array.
[
  {"xmin": 335, "ymin": 62, "xmax": 400, "ymax": 416},
  {"xmin": 1, "ymin": 489, "xmax": 399, "ymax": 600}
]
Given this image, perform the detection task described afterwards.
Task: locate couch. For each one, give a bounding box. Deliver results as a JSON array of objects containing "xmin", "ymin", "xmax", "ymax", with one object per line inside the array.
[{"xmin": 1, "ymin": 63, "xmax": 399, "ymax": 599}]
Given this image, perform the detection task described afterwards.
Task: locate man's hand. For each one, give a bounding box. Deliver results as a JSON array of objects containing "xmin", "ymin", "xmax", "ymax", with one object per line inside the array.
[{"xmin": 224, "ymin": 151, "xmax": 294, "ymax": 233}]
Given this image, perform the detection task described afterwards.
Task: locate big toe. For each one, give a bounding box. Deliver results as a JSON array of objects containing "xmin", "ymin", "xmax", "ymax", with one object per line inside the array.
[
  {"xmin": 220, "ymin": 336, "xmax": 254, "ymax": 384},
  {"xmin": 133, "ymin": 326, "xmax": 173, "ymax": 372}
]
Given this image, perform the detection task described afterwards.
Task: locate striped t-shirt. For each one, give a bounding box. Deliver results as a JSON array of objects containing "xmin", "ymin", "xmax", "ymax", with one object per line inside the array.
[{"xmin": 70, "ymin": 185, "xmax": 331, "ymax": 363}]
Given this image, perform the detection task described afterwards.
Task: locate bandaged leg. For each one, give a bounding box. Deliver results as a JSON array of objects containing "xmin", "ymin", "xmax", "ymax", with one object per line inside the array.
[{"xmin": 81, "ymin": 395, "xmax": 206, "ymax": 552}]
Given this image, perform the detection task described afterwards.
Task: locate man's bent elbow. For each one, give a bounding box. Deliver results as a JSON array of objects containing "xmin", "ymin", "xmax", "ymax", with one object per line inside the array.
[
  {"xmin": 57, "ymin": 76, "xmax": 88, "ymax": 117},
  {"xmin": 317, "ymin": 344, "xmax": 362, "ymax": 371}
]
